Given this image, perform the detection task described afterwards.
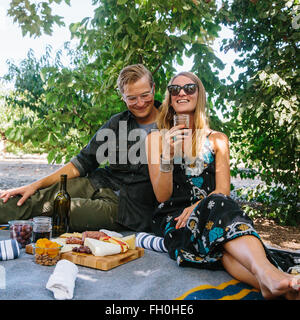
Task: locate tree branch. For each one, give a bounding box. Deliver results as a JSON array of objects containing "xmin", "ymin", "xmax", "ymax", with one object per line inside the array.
[
  {"xmin": 152, "ymin": 61, "xmax": 163, "ymax": 76},
  {"xmin": 72, "ymin": 108, "xmax": 92, "ymax": 128}
]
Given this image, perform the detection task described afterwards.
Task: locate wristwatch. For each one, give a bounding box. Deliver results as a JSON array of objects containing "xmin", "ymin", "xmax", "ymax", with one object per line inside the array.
[{"xmin": 160, "ymin": 155, "xmax": 174, "ymax": 172}]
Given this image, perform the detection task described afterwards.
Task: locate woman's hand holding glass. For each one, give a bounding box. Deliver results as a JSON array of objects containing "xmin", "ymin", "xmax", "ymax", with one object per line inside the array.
[{"xmin": 161, "ymin": 124, "xmax": 190, "ymax": 161}]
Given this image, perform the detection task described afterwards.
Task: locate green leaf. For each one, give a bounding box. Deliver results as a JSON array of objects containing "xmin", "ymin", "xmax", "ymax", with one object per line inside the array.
[
  {"xmin": 129, "ymin": 10, "xmax": 136, "ymax": 23},
  {"xmin": 122, "ymin": 35, "xmax": 129, "ymax": 50},
  {"xmin": 176, "ymin": 56, "xmax": 184, "ymax": 66},
  {"xmin": 47, "ymin": 150, "xmax": 56, "ymax": 164},
  {"xmin": 69, "ymin": 22, "xmax": 80, "ymax": 33},
  {"xmin": 117, "ymin": 0, "xmax": 128, "ymax": 5}
]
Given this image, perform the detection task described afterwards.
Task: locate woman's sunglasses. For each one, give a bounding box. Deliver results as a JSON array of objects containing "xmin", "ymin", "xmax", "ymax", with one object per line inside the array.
[{"xmin": 167, "ymin": 83, "xmax": 198, "ymax": 96}]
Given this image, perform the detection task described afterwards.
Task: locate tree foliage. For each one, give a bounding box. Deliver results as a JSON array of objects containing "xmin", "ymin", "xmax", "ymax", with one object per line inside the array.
[
  {"xmin": 218, "ymin": 0, "xmax": 300, "ymax": 224},
  {"xmin": 2, "ymin": 0, "xmax": 299, "ymax": 225},
  {"xmin": 7, "ymin": 0, "xmax": 70, "ymax": 37},
  {"xmin": 3, "ymin": 0, "xmax": 226, "ymax": 163}
]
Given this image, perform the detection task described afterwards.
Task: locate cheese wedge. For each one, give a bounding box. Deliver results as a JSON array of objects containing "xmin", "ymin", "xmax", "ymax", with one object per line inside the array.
[
  {"xmin": 84, "ymin": 237, "xmax": 121, "ymax": 256},
  {"xmin": 114, "ymin": 234, "xmax": 136, "ymax": 250},
  {"xmin": 99, "ymin": 229, "xmax": 123, "ymax": 238},
  {"xmin": 100, "ymin": 236, "xmax": 129, "ymax": 253},
  {"xmin": 51, "ymin": 238, "xmax": 81, "ymax": 253},
  {"xmin": 59, "ymin": 232, "xmax": 82, "ymax": 239},
  {"xmin": 122, "ymin": 234, "xmax": 136, "ymax": 250}
]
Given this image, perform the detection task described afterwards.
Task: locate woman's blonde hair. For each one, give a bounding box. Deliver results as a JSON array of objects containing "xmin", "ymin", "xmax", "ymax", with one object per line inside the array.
[{"xmin": 157, "ymin": 72, "xmax": 210, "ymax": 158}]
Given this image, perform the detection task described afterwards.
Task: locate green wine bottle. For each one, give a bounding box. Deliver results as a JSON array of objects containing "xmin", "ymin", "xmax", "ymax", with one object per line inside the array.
[{"xmin": 52, "ymin": 174, "xmax": 71, "ymax": 237}]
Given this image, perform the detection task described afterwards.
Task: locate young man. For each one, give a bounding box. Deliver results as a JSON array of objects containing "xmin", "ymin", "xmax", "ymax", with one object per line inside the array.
[{"xmin": 0, "ymin": 64, "xmax": 160, "ymax": 232}]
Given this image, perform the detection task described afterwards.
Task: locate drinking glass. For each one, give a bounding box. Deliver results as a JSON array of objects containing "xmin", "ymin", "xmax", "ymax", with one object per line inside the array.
[{"xmin": 173, "ymin": 114, "xmax": 189, "ymax": 128}]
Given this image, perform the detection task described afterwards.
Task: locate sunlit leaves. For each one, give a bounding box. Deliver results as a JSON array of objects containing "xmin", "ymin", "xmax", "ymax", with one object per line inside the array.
[
  {"xmin": 7, "ymin": 0, "xmax": 70, "ymax": 37},
  {"xmin": 220, "ymin": 0, "xmax": 300, "ymax": 224}
]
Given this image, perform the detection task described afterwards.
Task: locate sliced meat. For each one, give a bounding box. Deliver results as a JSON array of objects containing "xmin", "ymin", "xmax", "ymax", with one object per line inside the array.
[
  {"xmin": 66, "ymin": 237, "xmax": 84, "ymax": 245},
  {"xmin": 82, "ymin": 231, "xmax": 108, "ymax": 241}
]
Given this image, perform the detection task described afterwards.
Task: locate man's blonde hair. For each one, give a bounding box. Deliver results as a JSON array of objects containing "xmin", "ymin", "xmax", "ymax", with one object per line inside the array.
[{"xmin": 117, "ymin": 64, "xmax": 154, "ymax": 94}]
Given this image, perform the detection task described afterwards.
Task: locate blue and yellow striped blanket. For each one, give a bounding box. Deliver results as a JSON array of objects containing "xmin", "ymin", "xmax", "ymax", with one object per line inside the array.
[{"xmin": 176, "ymin": 279, "xmax": 264, "ymax": 300}]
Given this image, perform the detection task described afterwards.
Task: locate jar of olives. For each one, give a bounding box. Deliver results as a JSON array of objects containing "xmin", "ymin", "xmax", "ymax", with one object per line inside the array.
[{"xmin": 9, "ymin": 220, "xmax": 33, "ymax": 248}]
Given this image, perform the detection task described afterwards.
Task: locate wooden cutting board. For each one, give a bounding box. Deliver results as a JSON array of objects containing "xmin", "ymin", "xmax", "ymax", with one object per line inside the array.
[
  {"xmin": 61, "ymin": 248, "xmax": 144, "ymax": 270},
  {"xmin": 26, "ymin": 244, "xmax": 144, "ymax": 271}
]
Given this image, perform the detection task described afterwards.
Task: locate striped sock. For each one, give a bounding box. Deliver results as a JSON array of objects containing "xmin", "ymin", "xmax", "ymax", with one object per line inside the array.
[
  {"xmin": 135, "ymin": 232, "xmax": 167, "ymax": 253},
  {"xmin": 0, "ymin": 239, "xmax": 20, "ymax": 261}
]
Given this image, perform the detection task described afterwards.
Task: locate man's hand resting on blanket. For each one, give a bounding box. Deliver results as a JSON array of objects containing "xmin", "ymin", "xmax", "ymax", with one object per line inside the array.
[
  {"xmin": 0, "ymin": 183, "xmax": 38, "ymax": 206},
  {"xmin": 1, "ymin": 162, "xmax": 80, "ymax": 207},
  {"xmin": 174, "ymin": 201, "xmax": 200, "ymax": 229}
]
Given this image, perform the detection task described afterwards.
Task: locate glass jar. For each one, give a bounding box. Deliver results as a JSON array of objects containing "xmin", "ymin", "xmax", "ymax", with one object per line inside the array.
[
  {"xmin": 34, "ymin": 239, "xmax": 62, "ymax": 266},
  {"xmin": 8, "ymin": 220, "xmax": 33, "ymax": 248},
  {"xmin": 32, "ymin": 216, "xmax": 52, "ymax": 243}
]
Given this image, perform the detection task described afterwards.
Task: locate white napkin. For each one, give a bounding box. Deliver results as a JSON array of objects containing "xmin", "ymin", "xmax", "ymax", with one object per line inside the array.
[
  {"xmin": 0, "ymin": 239, "xmax": 20, "ymax": 261},
  {"xmin": 46, "ymin": 259, "xmax": 78, "ymax": 300}
]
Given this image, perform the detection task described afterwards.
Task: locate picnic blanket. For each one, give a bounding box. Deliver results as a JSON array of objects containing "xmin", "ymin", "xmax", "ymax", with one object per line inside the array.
[
  {"xmin": 2, "ymin": 229, "xmax": 298, "ymax": 300},
  {"xmin": 135, "ymin": 233, "xmax": 264, "ymax": 300},
  {"xmin": 175, "ymin": 279, "xmax": 264, "ymax": 300}
]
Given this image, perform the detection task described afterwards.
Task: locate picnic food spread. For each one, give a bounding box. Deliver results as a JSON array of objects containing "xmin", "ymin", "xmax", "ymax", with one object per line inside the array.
[
  {"xmin": 22, "ymin": 228, "xmax": 143, "ymax": 270},
  {"xmin": 6, "ymin": 176, "xmax": 143, "ymax": 271},
  {"xmin": 1, "ymin": 176, "xmax": 144, "ymax": 300}
]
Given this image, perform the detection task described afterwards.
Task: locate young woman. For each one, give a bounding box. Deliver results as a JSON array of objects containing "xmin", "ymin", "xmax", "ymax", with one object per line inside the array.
[{"xmin": 146, "ymin": 71, "xmax": 300, "ymax": 300}]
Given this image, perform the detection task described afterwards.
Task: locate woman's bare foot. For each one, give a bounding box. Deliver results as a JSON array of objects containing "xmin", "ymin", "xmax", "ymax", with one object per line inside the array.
[{"xmin": 256, "ymin": 266, "xmax": 300, "ymax": 300}]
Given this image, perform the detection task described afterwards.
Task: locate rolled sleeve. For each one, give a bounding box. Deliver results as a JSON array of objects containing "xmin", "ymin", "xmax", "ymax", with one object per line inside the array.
[{"xmin": 70, "ymin": 156, "xmax": 87, "ymax": 177}]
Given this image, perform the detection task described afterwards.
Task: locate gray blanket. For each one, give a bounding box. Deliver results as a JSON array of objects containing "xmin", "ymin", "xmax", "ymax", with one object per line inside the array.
[{"xmin": 0, "ymin": 230, "xmax": 232, "ymax": 300}]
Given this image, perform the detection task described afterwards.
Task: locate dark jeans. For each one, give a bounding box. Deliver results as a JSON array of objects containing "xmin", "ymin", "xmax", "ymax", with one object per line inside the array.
[{"xmin": 0, "ymin": 177, "xmax": 123, "ymax": 232}]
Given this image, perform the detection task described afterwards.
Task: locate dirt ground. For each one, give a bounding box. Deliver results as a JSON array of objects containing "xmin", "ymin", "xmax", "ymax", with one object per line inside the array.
[{"xmin": 0, "ymin": 154, "xmax": 299, "ymax": 252}]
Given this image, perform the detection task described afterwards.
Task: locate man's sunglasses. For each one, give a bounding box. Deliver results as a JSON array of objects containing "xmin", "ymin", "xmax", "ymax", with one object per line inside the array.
[{"xmin": 167, "ymin": 83, "xmax": 198, "ymax": 96}]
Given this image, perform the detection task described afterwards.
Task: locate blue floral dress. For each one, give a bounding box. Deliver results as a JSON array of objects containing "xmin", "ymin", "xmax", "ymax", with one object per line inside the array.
[{"xmin": 151, "ymin": 133, "xmax": 261, "ymax": 270}]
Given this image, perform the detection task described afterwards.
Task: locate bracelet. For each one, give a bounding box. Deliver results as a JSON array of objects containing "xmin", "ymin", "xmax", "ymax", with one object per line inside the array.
[{"xmin": 160, "ymin": 155, "xmax": 174, "ymax": 172}]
